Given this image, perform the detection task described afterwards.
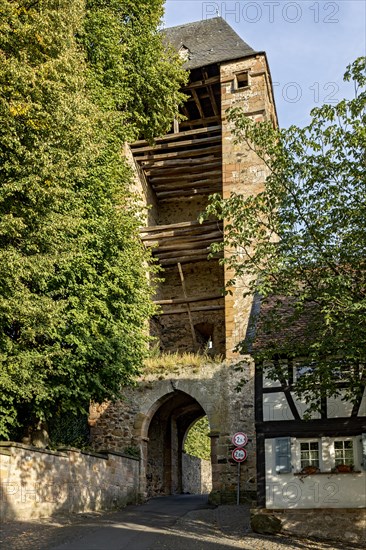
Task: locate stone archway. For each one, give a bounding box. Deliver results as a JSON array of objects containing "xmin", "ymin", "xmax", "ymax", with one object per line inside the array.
[{"xmin": 143, "ymin": 390, "xmax": 208, "ymax": 497}]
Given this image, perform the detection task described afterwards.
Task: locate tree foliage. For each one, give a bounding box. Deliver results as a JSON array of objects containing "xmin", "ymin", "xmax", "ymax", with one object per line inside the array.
[
  {"xmin": 184, "ymin": 416, "xmax": 210, "ymax": 460},
  {"xmin": 203, "ymin": 58, "xmax": 366, "ymax": 409},
  {"xmin": 0, "ymin": 0, "xmax": 186, "ymax": 439}
]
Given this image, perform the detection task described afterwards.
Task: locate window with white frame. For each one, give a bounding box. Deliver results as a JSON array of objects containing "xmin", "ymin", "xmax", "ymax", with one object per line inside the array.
[
  {"xmin": 334, "ymin": 440, "xmax": 354, "ymax": 466},
  {"xmin": 274, "ymin": 436, "xmax": 365, "ymax": 474},
  {"xmin": 300, "ymin": 441, "xmax": 320, "ymax": 469}
]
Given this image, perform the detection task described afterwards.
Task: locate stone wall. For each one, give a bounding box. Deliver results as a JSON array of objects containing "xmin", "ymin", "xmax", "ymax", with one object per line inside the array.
[
  {"xmin": 156, "ymin": 260, "xmax": 225, "ymax": 355},
  {"xmin": 0, "ymin": 442, "xmax": 139, "ymax": 521},
  {"xmin": 220, "ymin": 54, "xmax": 277, "ymax": 358},
  {"xmin": 252, "ymin": 508, "xmax": 366, "ymax": 546},
  {"xmin": 182, "ymin": 453, "xmax": 212, "ymax": 494}
]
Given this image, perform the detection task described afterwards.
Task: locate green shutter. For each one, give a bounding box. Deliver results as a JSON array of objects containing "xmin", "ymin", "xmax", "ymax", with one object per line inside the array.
[{"xmin": 275, "ymin": 437, "xmax": 292, "ymax": 473}]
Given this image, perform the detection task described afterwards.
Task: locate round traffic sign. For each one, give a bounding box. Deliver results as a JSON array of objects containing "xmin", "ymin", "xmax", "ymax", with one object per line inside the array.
[
  {"xmin": 231, "ymin": 432, "xmax": 248, "ymax": 447},
  {"xmin": 232, "ymin": 447, "xmax": 247, "ymax": 462}
]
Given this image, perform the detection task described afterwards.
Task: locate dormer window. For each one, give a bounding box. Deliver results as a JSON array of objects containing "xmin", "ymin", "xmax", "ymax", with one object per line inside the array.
[{"xmin": 178, "ymin": 45, "xmax": 190, "ymax": 61}]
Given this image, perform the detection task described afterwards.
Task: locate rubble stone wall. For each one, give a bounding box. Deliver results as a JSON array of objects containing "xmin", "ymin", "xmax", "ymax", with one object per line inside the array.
[
  {"xmin": 0, "ymin": 442, "xmax": 139, "ymax": 521},
  {"xmin": 182, "ymin": 453, "xmax": 212, "ymax": 494}
]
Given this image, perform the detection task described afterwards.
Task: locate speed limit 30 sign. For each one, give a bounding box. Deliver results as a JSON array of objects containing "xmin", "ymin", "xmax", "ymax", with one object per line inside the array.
[{"xmin": 232, "ymin": 447, "xmax": 247, "ymax": 462}]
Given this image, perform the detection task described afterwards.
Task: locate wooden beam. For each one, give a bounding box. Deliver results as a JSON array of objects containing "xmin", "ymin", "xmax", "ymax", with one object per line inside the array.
[
  {"xmin": 179, "ymin": 116, "xmax": 220, "ymax": 128},
  {"xmin": 136, "ymin": 145, "xmax": 221, "ymax": 162},
  {"xmin": 183, "ymin": 75, "xmax": 220, "ymax": 90},
  {"xmin": 150, "ymin": 237, "xmax": 222, "ymax": 255},
  {"xmin": 203, "ymin": 69, "xmax": 219, "ymax": 117},
  {"xmin": 160, "ymin": 253, "xmax": 223, "ymax": 266},
  {"xmin": 157, "ymin": 304, "xmax": 224, "ymax": 315},
  {"xmin": 153, "ymin": 182, "xmax": 220, "ymax": 193},
  {"xmin": 131, "ymin": 135, "xmax": 221, "ymax": 154},
  {"xmin": 140, "ymin": 219, "xmax": 222, "ymax": 234},
  {"xmin": 157, "ymin": 187, "xmax": 220, "ymax": 200},
  {"xmin": 141, "ymin": 228, "xmax": 223, "ymax": 246},
  {"xmin": 190, "ymin": 88, "xmax": 205, "ymax": 120},
  {"xmin": 177, "ymin": 263, "xmax": 198, "ymax": 350},
  {"xmin": 154, "ymin": 294, "xmax": 223, "ymax": 305},
  {"xmin": 157, "ymin": 247, "xmax": 215, "ymax": 260},
  {"xmin": 144, "ymin": 160, "xmax": 221, "ymax": 175},
  {"xmin": 131, "ymin": 126, "xmax": 221, "ymax": 147},
  {"xmin": 149, "ymin": 170, "xmax": 221, "ymax": 184},
  {"xmin": 257, "ymin": 417, "xmax": 366, "ymax": 437}
]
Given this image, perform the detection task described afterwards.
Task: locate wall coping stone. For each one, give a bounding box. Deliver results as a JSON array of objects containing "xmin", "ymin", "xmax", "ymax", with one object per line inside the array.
[
  {"xmin": 0, "ymin": 441, "xmax": 68, "ymax": 457},
  {"xmin": 98, "ymin": 449, "xmax": 140, "ymax": 462}
]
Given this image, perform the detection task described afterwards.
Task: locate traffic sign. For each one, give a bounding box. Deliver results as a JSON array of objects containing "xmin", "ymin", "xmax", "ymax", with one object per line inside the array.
[
  {"xmin": 231, "ymin": 432, "xmax": 248, "ymax": 447},
  {"xmin": 232, "ymin": 447, "xmax": 247, "ymax": 462}
]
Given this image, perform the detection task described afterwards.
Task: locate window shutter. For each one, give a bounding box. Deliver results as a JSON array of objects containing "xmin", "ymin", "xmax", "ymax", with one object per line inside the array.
[
  {"xmin": 362, "ymin": 434, "xmax": 366, "ymax": 470},
  {"xmin": 275, "ymin": 437, "xmax": 292, "ymax": 473}
]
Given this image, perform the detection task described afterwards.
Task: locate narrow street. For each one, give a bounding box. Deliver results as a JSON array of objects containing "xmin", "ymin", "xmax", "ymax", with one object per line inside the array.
[{"xmin": 1, "ymin": 495, "xmax": 356, "ymax": 550}]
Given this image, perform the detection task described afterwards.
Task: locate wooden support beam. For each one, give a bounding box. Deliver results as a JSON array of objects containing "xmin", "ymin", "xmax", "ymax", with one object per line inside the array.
[
  {"xmin": 155, "ymin": 241, "xmax": 221, "ymax": 255},
  {"xmin": 154, "ymin": 294, "xmax": 223, "ymax": 305},
  {"xmin": 157, "ymin": 304, "xmax": 225, "ymax": 315},
  {"xmin": 136, "ymin": 145, "xmax": 221, "ymax": 162},
  {"xmin": 141, "ymin": 226, "xmax": 222, "ymax": 242},
  {"xmin": 183, "ymin": 75, "xmax": 220, "ymax": 90},
  {"xmin": 179, "ymin": 116, "xmax": 220, "ymax": 128},
  {"xmin": 160, "ymin": 252, "xmax": 223, "ymax": 266},
  {"xmin": 177, "ymin": 262, "xmax": 198, "ymax": 350},
  {"xmin": 140, "ymin": 219, "xmax": 222, "ymax": 233},
  {"xmin": 144, "ymin": 160, "xmax": 221, "ymax": 175},
  {"xmin": 131, "ymin": 125, "xmax": 222, "ymax": 147},
  {"xmin": 157, "ymin": 247, "xmax": 215, "ymax": 260},
  {"xmin": 131, "ymin": 135, "xmax": 221, "ymax": 154},
  {"xmin": 203, "ymin": 69, "xmax": 219, "ymax": 117},
  {"xmin": 154, "ymin": 181, "xmax": 221, "ymax": 194},
  {"xmin": 149, "ymin": 170, "xmax": 221, "ymax": 184},
  {"xmin": 190, "ymin": 88, "xmax": 205, "ymax": 120},
  {"xmin": 148, "ymin": 235, "xmax": 222, "ymax": 253},
  {"xmin": 157, "ymin": 187, "xmax": 221, "ymax": 200}
]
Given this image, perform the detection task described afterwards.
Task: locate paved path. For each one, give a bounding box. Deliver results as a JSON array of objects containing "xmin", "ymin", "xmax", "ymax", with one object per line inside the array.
[{"xmin": 0, "ymin": 495, "xmax": 360, "ymax": 549}]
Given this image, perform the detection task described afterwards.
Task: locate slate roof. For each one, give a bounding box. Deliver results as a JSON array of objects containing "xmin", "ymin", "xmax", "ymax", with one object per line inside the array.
[{"xmin": 164, "ymin": 17, "xmax": 256, "ymax": 69}]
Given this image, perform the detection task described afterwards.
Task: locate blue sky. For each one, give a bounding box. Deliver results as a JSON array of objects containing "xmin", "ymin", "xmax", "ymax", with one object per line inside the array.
[{"xmin": 163, "ymin": 1, "xmax": 366, "ymax": 128}]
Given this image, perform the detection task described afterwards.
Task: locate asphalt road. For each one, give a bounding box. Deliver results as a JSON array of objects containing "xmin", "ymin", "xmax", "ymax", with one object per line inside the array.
[
  {"xmin": 1, "ymin": 494, "xmax": 358, "ymax": 550},
  {"xmin": 51, "ymin": 494, "xmax": 214, "ymax": 550}
]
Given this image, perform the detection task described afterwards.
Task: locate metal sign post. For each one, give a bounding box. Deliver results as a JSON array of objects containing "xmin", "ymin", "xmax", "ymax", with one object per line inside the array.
[
  {"xmin": 237, "ymin": 462, "xmax": 240, "ymax": 505},
  {"xmin": 231, "ymin": 432, "xmax": 248, "ymax": 506}
]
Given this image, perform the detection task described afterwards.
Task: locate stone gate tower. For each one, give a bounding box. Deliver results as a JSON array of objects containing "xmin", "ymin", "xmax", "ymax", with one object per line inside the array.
[{"xmin": 90, "ymin": 17, "xmax": 277, "ymax": 504}]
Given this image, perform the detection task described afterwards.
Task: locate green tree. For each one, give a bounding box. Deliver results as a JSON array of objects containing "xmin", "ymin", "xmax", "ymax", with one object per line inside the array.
[
  {"xmin": 184, "ymin": 417, "xmax": 211, "ymax": 460},
  {"xmin": 0, "ymin": 0, "xmax": 186, "ymax": 439},
  {"xmin": 203, "ymin": 58, "xmax": 366, "ymax": 411}
]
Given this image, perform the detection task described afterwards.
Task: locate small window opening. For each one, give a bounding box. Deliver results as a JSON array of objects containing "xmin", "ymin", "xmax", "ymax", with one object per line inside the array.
[
  {"xmin": 235, "ymin": 71, "xmax": 249, "ymax": 89},
  {"xmin": 194, "ymin": 322, "xmax": 214, "ymax": 353}
]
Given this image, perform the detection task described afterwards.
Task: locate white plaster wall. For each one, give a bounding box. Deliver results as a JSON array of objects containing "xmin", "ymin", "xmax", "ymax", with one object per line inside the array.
[
  {"xmin": 263, "ymin": 393, "xmax": 294, "ymax": 421},
  {"xmin": 265, "ymin": 437, "xmax": 366, "ymax": 509}
]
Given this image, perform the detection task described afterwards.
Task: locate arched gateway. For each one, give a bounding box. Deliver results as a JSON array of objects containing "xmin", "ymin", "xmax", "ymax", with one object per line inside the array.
[
  {"xmin": 144, "ymin": 390, "xmax": 206, "ymax": 496},
  {"xmin": 89, "ymin": 17, "xmax": 277, "ymax": 504}
]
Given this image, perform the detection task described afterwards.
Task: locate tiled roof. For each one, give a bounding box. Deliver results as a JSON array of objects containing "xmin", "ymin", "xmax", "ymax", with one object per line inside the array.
[
  {"xmin": 246, "ymin": 295, "xmax": 320, "ymax": 356},
  {"xmin": 164, "ymin": 17, "xmax": 256, "ymax": 69}
]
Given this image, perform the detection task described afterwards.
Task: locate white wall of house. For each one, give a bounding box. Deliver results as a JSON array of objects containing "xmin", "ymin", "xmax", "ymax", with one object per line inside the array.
[{"xmin": 265, "ymin": 436, "xmax": 366, "ymax": 509}]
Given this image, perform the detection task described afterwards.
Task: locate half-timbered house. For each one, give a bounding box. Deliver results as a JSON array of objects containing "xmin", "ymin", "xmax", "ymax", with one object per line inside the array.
[{"xmin": 250, "ymin": 296, "xmax": 366, "ymax": 509}]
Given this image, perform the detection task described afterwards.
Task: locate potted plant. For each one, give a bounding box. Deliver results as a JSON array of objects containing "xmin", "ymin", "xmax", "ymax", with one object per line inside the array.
[
  {"xmin": 300, "ymin": 465, "xmax": 320, "ymax": 475},
  {"xmin": 334, "ymin": 463, "xmax": 354, "ymax": 473}
]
